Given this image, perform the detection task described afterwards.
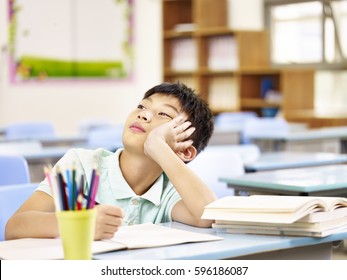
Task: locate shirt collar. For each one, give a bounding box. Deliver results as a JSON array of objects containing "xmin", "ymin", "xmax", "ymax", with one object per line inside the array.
[{"xmin": 105, "ymin": 148, "xmax": 163, "ymax": 206}]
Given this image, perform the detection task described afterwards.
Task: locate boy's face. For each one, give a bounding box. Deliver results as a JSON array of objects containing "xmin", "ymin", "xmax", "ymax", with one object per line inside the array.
[{"xmin": 122, "ymin": 93, "xmax": 187, "ymax": 149}]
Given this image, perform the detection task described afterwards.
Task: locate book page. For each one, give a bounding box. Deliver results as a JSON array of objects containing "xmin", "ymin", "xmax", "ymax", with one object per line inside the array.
[
  {"xmin": 0, "ymin": 224, "xmax": 222, "ymax": 260},
  {"xmin": 204, "ymin": 195, "xmax": 347, "ymax": 213},
  {"xmin": 214, "ymin": 216, "xmax": 347, "ymax": 231},
  {"xmin": 106, "ymin": 223, "xmax": 223, "ymax": 249},
  {"xmin": 202, "ymin": 210, "xmax": 313, "ymax": 224},
  {"xmin": 0, "ymin": 238, "xmax": 126, "ymax": 260},
  {"xmin": 299, "ymin": 207, "xmax": 347, "ymax": 223},
  {"xmin": 0, "ymin": 238, "xmax": 65, "ymax": 260}
]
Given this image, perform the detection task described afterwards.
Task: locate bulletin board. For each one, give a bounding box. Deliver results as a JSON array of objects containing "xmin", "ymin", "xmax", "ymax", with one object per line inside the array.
[{"xmin": 8, "ymin": 0, "xmax": 134, "ymax": 83}]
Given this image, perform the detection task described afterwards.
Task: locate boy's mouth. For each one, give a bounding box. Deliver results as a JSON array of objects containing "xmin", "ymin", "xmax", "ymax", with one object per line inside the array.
[{"xmin": 129, "ymin": 122, "xmax": 145, "ymax": 133}]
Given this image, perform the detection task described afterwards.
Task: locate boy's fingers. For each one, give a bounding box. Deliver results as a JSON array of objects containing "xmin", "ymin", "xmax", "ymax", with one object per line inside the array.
[
  {"xmin": 175, "ymin": 140, "xmax": 194, "ymax": 151},
  {"xmin": 175, "ymin": 121, "xmax": 192, "ymax": 132},
  {"xmin": 171, "ymin": 115, "xmax": 185, "ymax": 127}
]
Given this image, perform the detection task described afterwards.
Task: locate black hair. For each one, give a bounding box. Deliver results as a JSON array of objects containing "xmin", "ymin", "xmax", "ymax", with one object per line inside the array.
[{"xmin": 143, "ymin": 82, "xmax": 214, "ymax": 154}]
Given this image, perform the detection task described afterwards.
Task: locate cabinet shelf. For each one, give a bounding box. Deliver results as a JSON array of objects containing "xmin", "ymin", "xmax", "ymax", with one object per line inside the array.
[
  {"xmin": 162, "ymin": 0, "xmax": 315, "ymax": 117},
  {"xmin": 163, "ymin": 31, "xmax": 194, "ymax": 39},
  {"xmin": 241, "ymin": 98, "xmax": 281, "ymax": 109}
]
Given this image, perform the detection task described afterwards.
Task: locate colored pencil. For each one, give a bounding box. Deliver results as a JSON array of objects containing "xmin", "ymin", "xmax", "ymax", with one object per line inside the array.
[
  {"xmin": 86, "ymin": 164, "xmax": 96, "ymax": 209},
  {"xmin": 89, "ymin": 170, "xmax": 100, "ymax": 209},
  {"xmin": 44, "ymin": 165, "xmax": 62, "ymax": 211},
  {"xmin": 56, "ymin": 166, "xmax": 69, "ymax": 211},
  {"xmin": 71, "ymin": 163, "xmax": 77, "ymax": 210}
]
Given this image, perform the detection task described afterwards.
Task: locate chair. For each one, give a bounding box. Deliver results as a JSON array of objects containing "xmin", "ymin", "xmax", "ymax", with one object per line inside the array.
[
  {"xmin": 4, "ymin": 121, "xmax": 55, "ymax": 140},
  {"xmin": 87, "ymin": 124, "xmax": 123, "ymax": 150},
  {"xmin": 0, "ymin": 140, "xmax": 43, "ymax": 155},
  {"xmin": 214, "ymin": 112, "xmax": 257, "ymax": 144},
  {"xmin": 207, "ymin": 144, "xmax": 261, "ymax": 165},
  {"xmin": 188, "ymin": 145, "xmax": 245, "ymax": 198},
  {"xmin": 0, "ymin": 183, "xmax": 38, "ymax": 241},
  {"xmin": 79, "ymin": 118, "xmax": 115, "ymax": 137},
  {"xmin": 242, "ymin": 117, "xmax": 289, "ymax": 147},
  {"xmin": 214, "ymin": 111, "xmax": 257, "ymax": 129},
  {"xmin": 0, "ymin": 155, "xmax": 31, "ymax": 186}
]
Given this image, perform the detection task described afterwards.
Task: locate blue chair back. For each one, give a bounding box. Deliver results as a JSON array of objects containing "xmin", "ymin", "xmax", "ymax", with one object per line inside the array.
[
  {"xmin": 4, "ymin": 121, "xmax": 55, "ymax": 140},
  {"xmin": 242, "ymin": 117, "xmax": 289, "ymax": 148},
  {"xmin": 188, "ymin": 146, "xmax": 245, "ymax": 198},
  {"xmin": 79, "ymin": 119, "xmax": 115, "ymax": 136},
  {"xmin": 0, "ymin": 183, "xmax": 38, "ymax": 241},
  {"xmin": 0, "ymin": 155, "xmax": 31, "ymax": 186},
  {"xmin": 87, "ymin": 125, "xmax": 123, "ymax": 150},
  {"xmin": 214, "ymin": 112, "xmax": 257, "ymax": 128},
  {"xmin": 214, "ymin": 112, "xmax": 258, "ymax": 144}
]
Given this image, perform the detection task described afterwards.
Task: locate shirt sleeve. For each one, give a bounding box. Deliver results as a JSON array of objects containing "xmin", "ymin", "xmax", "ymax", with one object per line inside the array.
[
  {"xmin": 161, "ymin": 183, "xmax": 182, "ymax": 222},
  {"xmin": 36, "ymin": 148, "xmax": 87, "ymax": 196}
]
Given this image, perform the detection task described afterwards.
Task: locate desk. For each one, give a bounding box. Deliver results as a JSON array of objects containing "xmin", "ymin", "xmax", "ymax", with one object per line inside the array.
[
  {"xmin": 249, "ymin": 126, "xmax": 347, "ymax": 153},
  {"xmin": 31, "ymin": 135, "xmax": 87, "ymax": 147},
  {"xmin": 208, "ymin": 126, "xmax": 241, "ymax": 145},
  {"xmin": 22, "ymin": 146, "xmax": 72, "ymax": 182},
  {"xmin": 0, "ymin": 135, "xmax": 88, "ymax": 147},
  {"xmin": 244, "ymin": 151, "xmax": 347, "ymax": 172},
  {"xmin": 221, "ymin": 164, "xmax": 347, "ymax": 196},
  {"xmin": 94, "ymin": 222, "xmax": 347, "ymax": 260}
]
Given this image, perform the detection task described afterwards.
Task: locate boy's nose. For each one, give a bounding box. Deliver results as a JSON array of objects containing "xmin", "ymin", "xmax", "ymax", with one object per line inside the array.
[{"xmin": 137, "ymin": 111, "xmax": 152, "ymax": 122}]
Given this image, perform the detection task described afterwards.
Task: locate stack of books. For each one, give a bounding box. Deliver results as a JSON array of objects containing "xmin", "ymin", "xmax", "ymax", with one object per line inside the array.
[{"xmin": 202, "ymin": 195, "xmax": 347, "ymax": 237}]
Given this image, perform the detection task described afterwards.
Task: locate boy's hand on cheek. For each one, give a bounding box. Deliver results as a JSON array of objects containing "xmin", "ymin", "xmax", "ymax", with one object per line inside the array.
[{"xmin": 144, "ymin": 116, "xmax": 195, "ymax": 157}]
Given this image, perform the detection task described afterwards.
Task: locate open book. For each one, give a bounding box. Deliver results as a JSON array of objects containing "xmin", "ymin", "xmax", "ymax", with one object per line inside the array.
[
  {"xmin": 202, "ymin": 195, "xmax": 347, "ymax": 224},
  {"xmin": 212, "ymin": 216, "xmax": 347, "ymax": 237},
  {"xmin": 202, "ymin": 195, "xmax": 347, "ymax": 237},
  {"xmin": 0, "ymin": 223, "xmax": 223, "ymax": 260}
]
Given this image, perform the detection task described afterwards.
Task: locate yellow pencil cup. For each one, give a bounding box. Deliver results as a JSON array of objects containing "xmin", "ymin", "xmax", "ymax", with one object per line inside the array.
[{"xmin": 56, "ymin": 208, "xmax": 96, "ymax": 260}]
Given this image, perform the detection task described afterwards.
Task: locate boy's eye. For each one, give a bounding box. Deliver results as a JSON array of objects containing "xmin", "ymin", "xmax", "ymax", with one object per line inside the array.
[
  {"xmin": 137, "ymin": 104, "xmax": 145, "ymax": 110},
  {"xmin": 158, "ymin": 112, "xmax": 173, "ymax": 119}
]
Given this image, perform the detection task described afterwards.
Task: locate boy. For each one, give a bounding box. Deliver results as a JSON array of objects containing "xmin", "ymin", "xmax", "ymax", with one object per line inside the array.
[{"xmin": 5, "ymin": 82, "xmax": 216, "ymax": 240}]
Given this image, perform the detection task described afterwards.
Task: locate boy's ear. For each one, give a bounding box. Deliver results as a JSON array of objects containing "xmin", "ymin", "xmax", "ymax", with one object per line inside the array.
[{"xmin": 176, "ymin": 145, "xmax": 197, "ymax": 163}]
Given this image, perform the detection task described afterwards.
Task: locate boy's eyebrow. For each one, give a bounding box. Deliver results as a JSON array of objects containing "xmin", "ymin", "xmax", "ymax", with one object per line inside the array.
[
  {"xmin": 163, "ymin": 103, "xmax": 180, "ymax": 114},
  {"xmin": 145, "ymin": 96, "xmax": 180, "ymax": 114}
]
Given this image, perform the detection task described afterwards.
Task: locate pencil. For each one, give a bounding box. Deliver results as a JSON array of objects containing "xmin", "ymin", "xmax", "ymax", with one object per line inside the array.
[
  {"xmin": 78, "ymin": 174, "xmax": 85, "ymax": 210},
  {"xmin": 76, "ymin": 191, "xmax": 83, "ymax": 211},
  {"xmin": 90, "ymin": 170, "xmax": 100, "ymax": 209},
  {"xmin": 65, "ymin": 168, "xmax": 73, "ymax": 210},
  {"xmin": 71, "ymin": 163, "xmax": 76, "ymax": 210},
  {"xmin": 44, "ymin": 165, "xmax": 62, "ymax": 212},
  {"xmin": 56, "ymin": 165, "xmax": 69, "ymax": 211},
  {"xmin": 86, "ymin": 164, "xmax": 97, "ymax": 209}
]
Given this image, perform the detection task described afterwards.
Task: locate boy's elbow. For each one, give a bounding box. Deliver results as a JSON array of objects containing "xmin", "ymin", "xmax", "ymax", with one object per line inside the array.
[
  {"xmin": 5, "ymin": 218, "xmax": 16, "ymax": 240},
  {"xmin": 192, "ymin": 218, "xmax": 214, "ymax": 228}
]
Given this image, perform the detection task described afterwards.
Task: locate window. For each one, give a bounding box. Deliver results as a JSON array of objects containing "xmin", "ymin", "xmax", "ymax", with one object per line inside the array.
[{"xmin": 265, "ymin": 0, "xmax": 347, "ymax": 67}]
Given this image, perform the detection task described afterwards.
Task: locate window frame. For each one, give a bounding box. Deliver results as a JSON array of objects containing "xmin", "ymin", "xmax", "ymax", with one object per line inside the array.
[{"xmin": 264, "ymin": 0, "xmax": 347, "ymax": 69}]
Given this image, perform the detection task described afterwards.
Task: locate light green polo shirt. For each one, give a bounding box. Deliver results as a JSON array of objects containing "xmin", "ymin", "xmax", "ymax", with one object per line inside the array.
[{"xmin": 37, "ymin": 148, "xmax": 181, "ymax": 225}]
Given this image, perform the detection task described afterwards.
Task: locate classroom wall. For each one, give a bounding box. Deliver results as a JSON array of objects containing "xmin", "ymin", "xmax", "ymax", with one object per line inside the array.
[
  {"xmin": 1, "ymin": 0, "xmax": 345, "ymax": 136},
  {"xmin": 0, "ymin": 0, "xmax": 163, "ymax": 136}
]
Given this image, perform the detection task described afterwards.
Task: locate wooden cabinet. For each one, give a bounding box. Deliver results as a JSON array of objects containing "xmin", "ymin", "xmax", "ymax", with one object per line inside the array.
[{"xmin": 162, "ymin": 0, "xmax": 315, "ymax": 117}]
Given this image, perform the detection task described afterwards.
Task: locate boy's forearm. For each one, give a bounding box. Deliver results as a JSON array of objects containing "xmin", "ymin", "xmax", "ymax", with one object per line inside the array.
[
  {"xmin": 5, "ymin": 211, "xmax": 59, "ymax": 240},
  {"xmin": 151, "ymin": 140, "xmax": 217, "ymax": 222}
]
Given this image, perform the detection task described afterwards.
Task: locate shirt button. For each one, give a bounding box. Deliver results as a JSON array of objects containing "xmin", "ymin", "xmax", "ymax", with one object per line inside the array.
[{"xmin": 132, "ymin": 199, "xmax": 138, "ymax": 205}]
